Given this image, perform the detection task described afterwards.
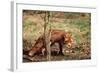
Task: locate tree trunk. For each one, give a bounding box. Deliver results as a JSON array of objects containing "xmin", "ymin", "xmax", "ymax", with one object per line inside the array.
[{"xmin": 44, "ymin": 11, "xmax": 51, "ymax": 61}]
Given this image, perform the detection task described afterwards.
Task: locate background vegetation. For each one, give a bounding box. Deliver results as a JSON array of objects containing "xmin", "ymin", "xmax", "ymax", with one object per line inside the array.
[{"xmin": 23, "ymin": 10, "xmax": 91, "ymax": 62}]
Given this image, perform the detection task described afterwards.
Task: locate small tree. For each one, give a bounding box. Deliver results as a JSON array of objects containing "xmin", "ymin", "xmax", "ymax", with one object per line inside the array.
[{"xmin": 43, "ymin": 11, "xmax": 51, "ymax": 61}]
